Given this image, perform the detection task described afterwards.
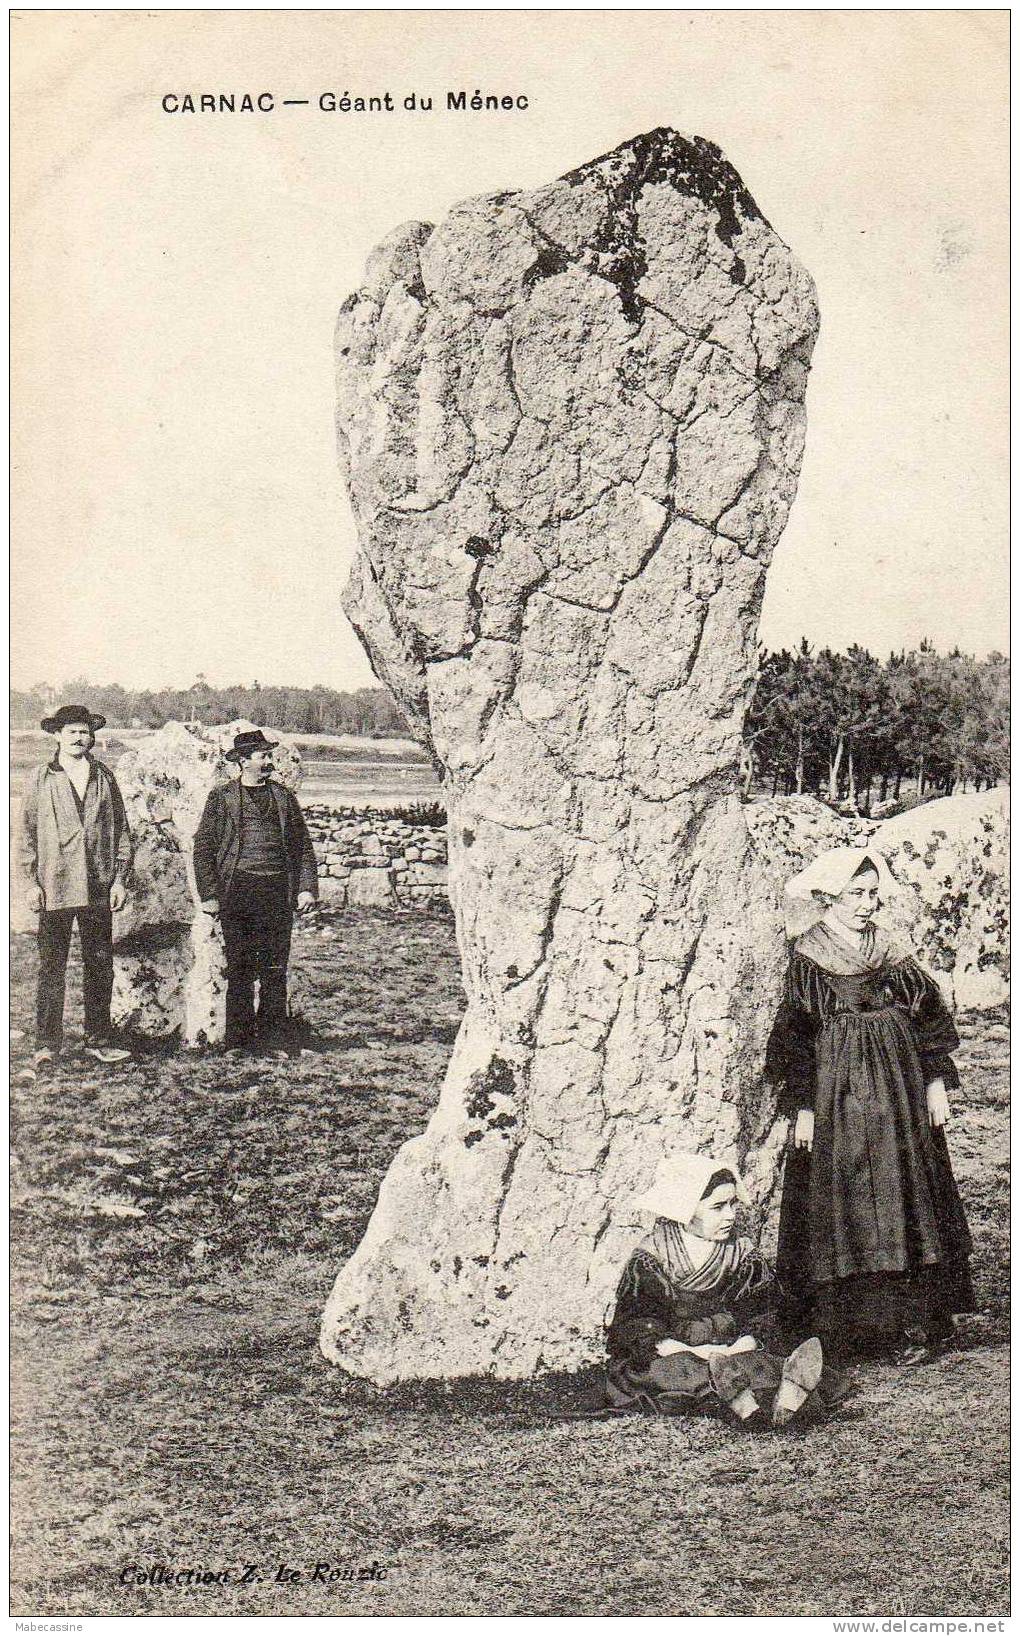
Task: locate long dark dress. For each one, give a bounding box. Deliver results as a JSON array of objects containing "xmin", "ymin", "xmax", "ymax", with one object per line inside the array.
[
  {"xmin": 773, "ymin": 922, "xmax": 975, "ymax": 1359},
  {"xmin": 604, "ymin": 1224, "xmax": 844, "ymax": 1419}
]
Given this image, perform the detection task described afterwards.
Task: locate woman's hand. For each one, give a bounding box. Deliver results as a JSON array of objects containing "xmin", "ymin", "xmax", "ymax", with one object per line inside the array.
[
  {"xmin": 655, "ymin": 1338, "xmax": 685, "ymax": 1358},
  {"xmin": 926, "ymin": 1079, "xmax": 950, "ymax": 1129},
  {"xmin": 793, "ymin": 1109, "xmax": 814, "ymax": 1152}
]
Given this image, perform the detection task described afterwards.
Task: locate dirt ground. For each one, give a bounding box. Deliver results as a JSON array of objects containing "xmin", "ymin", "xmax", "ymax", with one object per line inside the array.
[{"xmin": 9, "ymin": 909, "xmax": 1010, "ymax": 1617}]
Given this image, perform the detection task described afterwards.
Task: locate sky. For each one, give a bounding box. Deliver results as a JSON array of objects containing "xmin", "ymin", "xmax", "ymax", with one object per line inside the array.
[{"xmin": 11, "ymin": 10, "xmax": 1009, "ymax": 693}]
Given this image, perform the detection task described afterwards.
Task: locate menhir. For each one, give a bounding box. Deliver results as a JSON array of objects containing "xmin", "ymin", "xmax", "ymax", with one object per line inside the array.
[{"xmin": 323, "ymin": 129, "xmax": 819, "ymax": 1382}]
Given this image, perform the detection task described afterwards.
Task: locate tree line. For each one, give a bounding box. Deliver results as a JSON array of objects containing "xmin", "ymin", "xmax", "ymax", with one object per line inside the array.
[
  {"xmin": 10, "ymin": 678, "xmax": 409, "ymax": 738},
  {"xmin": 11, "ymin": 642, "xmax": 1010, "ymax": 815},
  {"xmin": 743, "ymin": 642, "xmax": 1009, "ymax": 810}
]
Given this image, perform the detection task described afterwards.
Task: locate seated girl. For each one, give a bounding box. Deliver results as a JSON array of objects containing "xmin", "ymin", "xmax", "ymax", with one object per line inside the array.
[{"xmin": 605, "ymin": 1153, "xmax": 846, "ymax": 1428}]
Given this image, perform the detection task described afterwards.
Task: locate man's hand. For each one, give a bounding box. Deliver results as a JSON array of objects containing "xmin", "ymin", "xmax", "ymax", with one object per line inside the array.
[
  {"xmin": 793, "ymin": 1109, "xmax": 815, "ymax": 1152},
  {"xmin": 109, "ymin": 880, "xmax": 128, "ymax": 912},
  {"xmin": 655, "ymin": 1338, "xmax": 684, "ymax": 1358},
  {"xmin": 200, "ymin": 898, "xmax": 220, "ymax": 916},
  {"xmin": 296, "ymin": 892, "xmax": 316, "ymax": 915},
  {"xmin": 25, "ymin": 884, "xmax": 43, "ymax": 913},
  {"xmin": 926, "ymin": 1079, "xmax": 950, "ymax": 1129}
]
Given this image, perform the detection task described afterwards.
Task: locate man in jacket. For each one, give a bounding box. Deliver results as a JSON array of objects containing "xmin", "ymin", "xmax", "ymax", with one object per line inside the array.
[
  {"xmin": 193, "ymin": 729, "xmax": 318, "ymax": 1050},
  {"xmin": 17, "ymin": 703, "xmax": 133, "ymax": 1067}
]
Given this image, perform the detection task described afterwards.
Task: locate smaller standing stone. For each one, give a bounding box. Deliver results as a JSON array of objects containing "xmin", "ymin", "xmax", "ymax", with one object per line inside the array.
[{"xmin": 112, "ymin": 720, "xmax": 303, "ymax": 1045}]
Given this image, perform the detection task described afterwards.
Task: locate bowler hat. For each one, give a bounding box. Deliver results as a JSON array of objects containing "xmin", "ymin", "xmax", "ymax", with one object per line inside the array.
[
  {"xmin": 41, "ymin": 703, "xmax": 106, "ymax": 734},
  {"xmin": 225, "ymin": 729, "xmax": 279, "ymax": 763}
]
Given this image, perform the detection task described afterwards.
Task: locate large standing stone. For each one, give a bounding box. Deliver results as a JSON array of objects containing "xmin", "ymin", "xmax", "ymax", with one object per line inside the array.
[
  {"xmin": 322, "ymin": 130, "xmax": 822, "ymax": 1382},
  {"xmin": 111, "ymin": 721, "xmax": 302, "ymax": 1045}
]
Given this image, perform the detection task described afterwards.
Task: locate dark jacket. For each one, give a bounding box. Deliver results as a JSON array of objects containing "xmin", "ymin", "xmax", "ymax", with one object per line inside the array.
[
  {"xmin": 192, "ymin": 780, "xmax": 318, "ymax": 906},
  {"xmin": 606, "ymin": 1242, "xmax": 776, "ymax": 1370}
]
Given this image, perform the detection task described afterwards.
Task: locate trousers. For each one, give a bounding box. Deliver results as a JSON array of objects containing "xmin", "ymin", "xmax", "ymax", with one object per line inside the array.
[
  {"xmin": 37, "ymin": 904, "xmax": 114, "ymax": 1050},
  {"xmin": 220, "ymin": 873, "xmax": 293, "ymax": 1046}
]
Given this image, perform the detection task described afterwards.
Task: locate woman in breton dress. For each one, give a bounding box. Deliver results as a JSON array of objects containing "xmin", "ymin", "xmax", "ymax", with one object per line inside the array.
[
  {"xmin": 604, "ymin": 1153, "xmax": 846, "ymax": 1428},
  {"xmin": 772, "ymin": 848, "xmax": 975, "ymax": 1366}
]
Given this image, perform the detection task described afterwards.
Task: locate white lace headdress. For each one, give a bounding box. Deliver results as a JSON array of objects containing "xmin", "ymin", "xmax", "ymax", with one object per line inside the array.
[{"xmin": 783, "ymin": 845, "xmax": 899, "ymax": 938}]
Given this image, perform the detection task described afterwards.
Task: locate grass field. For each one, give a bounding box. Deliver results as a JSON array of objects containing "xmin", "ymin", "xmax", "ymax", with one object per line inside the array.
[
  {"xmin": 9, "ymin": 730, "xmax": 442, "ymax": 808},
  {"xmin": 9, "ymin": 909, "xmax": 1009, "ymax": 1617}
]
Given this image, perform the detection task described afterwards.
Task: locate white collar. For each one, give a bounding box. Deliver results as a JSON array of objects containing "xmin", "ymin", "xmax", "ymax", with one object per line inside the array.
[{"xmin": 58, "ymin": 753, "xmax": 92, "ymax": 788}]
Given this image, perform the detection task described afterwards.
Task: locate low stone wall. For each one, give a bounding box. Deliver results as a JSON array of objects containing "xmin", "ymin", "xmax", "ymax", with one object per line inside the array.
[{"xmin": 302, "ymin": 805, "xmax": 449, "ymax": 908}]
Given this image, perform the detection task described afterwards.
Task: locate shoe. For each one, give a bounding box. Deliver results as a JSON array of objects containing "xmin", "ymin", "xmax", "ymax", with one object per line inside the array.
[
  {"xmin": 32, "ymin": 1047, "xmax": 56, "ymax": 1069},
  {"xmin": 928, "ymin": 1322, "xmax": 957, "ymax": 1356},
  {"xmin": 709, "ymin": 1353, "xmax": 762, "ymax": 1423},
  {"xmin": 773, "ymin": 1336, "xmax": 824, "ymax": 1426},
  {"xmin": 890, "ymin": 1329, "xmax": 938, "ymax": 1367},
  {"xmin": 818, "ymin": 1366, "xmax": 855, "ymax": 1410},
  {"xmin": 83, "ymin": 1040, "xmax": 131, "ymax": 1064}
]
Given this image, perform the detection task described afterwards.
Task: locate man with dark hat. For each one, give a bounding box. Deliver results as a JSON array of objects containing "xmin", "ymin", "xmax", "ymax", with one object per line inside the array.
[
  {"xmin": 192, "ymin": 730, "xmax": 318, "ymax": 1051},
  {"xmin": 17, "ymin": 704, "xmax": 133, "ymax": 1068}
]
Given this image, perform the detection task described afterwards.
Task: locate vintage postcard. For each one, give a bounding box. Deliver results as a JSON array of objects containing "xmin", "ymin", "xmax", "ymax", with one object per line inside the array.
[{"xmin": 10, "ymin": 9, "xmax": 1008, "ymax": 1621}]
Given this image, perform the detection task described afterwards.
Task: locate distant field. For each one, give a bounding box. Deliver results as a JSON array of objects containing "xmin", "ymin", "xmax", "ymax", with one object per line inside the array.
[{"xmin": 9, "ymin": 730, "xmax": 441, "ymax": 810}]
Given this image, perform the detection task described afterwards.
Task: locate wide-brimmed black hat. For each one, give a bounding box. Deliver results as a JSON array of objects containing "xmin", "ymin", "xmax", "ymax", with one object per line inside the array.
[
  {"xmin": 41, "ymin": 703, "xmax": 106, "ymax": 734},
  {"xmin": 225, "ymin": 729, "xmax": 279, "ymax": 763}
]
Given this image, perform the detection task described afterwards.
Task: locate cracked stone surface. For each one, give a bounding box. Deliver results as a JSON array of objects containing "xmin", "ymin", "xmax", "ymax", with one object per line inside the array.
[
  {"xmin": 321, "ymin": 128, "xmax": 822, "ymax": 1381},
  {"xmin": 111, "ymin": 721, "xmax": 302, "ymax": 1046}
]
